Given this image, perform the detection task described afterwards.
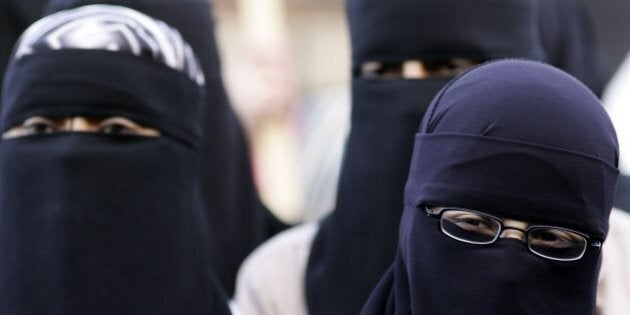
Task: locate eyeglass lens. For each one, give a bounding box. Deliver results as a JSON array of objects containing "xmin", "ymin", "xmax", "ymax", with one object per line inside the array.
[
  {"xmin": 528, "ymin": 228, "xmax": 587, "ymax": 260},
  {"xmin": 439, "ymin": 209, "xmax": 587, "ymax": 260}
]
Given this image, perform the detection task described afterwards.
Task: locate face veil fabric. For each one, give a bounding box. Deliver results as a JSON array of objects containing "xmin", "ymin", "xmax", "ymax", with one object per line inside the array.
[
  {"xmin": 0, "ymin": 5, "xmax": 231, "ymax": 314},
  {"xmin": 361, "ymin": 60, "xmax": 619, "ymax": 315},
  {"xmin": 45, "ymin": 0, "xmax": 289, "ymax": 295},
  {"xmin": 305, "ymin": 0, "xmax": 547, "ymax": 314}
]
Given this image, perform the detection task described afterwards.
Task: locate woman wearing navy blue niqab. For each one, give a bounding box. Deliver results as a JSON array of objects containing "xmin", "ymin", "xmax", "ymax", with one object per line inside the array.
[
  {"xmin": 0, "ymin": 5, "xmax": 231, "ymax": 314},
  {"xmin": 361, "ymin": 59, "xmax": 619, "ymax": 314}
]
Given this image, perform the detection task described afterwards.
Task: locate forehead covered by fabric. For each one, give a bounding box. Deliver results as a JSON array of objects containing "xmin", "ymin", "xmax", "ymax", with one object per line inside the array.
[
  {"xmin": 406, "ymin": 60, "xmax": 619, "ymax": 239},
  {"xmin": 1, "ymin": 5, "xmax": 204, "ymax": 148},
  {"xmin": 346, "ymin": 0, "xmax": 546, "ymax": 65}
]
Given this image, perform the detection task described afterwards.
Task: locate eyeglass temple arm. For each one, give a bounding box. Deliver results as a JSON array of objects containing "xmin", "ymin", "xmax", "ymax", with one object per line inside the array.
[
  {"xmin": 590, "ymin": 240, "xmax": 602, "ymax": 251},
  {"xmin": 424, "ymin": 206, "xmax": 440, "ymax": 217}
]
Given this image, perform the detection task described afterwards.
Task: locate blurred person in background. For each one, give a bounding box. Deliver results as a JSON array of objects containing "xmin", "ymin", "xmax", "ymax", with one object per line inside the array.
[
  {"xmin": 361, "ymin": 59, "xmax": 618, "ymax": 315},
  {"xmin": 221, "ymin": 0, "xmax": 351, "ymax": 224},
  {"xmin": 222, "ymin": 0, "xmax": 304, "ymax": 223},
  {"xmin": 584, "ymin": 0, "xmax": 630, "ymax": 82},
  {"xmin": 538, "ymin": 0, "xmax": 607, "ymax": 97},
  {"xmin": 46, "ymin": 0, "xmax": 289, "ymax": 296},
  {"xmin": 0, "ymin": 5, "xmax": 231, "ymax": 313}
]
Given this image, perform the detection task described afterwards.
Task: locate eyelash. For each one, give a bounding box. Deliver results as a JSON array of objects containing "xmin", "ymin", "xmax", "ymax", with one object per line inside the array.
[
  {"xmin": 97, "ymin": 118, "xmax": 141, "ymax": 135},
  {"xmin": 22, "ymin": 118, "xmax": 60, "ymax": 135}
]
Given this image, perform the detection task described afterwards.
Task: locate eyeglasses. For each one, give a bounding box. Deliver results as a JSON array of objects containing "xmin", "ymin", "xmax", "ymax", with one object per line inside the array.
[{"xmin": 424, "ymin": 206, "xmax": 602, "ymax": 262}]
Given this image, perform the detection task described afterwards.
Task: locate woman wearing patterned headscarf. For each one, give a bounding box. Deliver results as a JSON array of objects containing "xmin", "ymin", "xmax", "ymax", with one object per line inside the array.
[
  {"xmin": 0, "ymin": 5, "xmax": 231, "ymax": 314},
  {"xmin": 44, "ymin": 0, "xmax": 289, "ymax": 295}
]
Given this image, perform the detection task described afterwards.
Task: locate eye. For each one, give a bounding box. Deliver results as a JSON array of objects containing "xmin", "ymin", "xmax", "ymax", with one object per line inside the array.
[
  {"xmin": 529, "ymin": 228, "xmax": 586, "ymax": 249},
  {"xmin": 2, "ymin": 116, "xmax": 64, "ymax": 139},
  {"xmin": 23, "ymin": 119, "xmax": 57, "ymax": 135},
  {"xmin": 444, "ymin": 211, "xmax": 499, "ymax": 237},
  {"xmin": 423, "ymin": 58, "xmax": 480, "ymax": 77},
  {"xmin": 360, "ymin": 61, "xmax": 404, "ymax": 79},
  {"xmin": 100, "ymin": 122, "xmax": 134, "ymax": 135},
  {"xmin": 98, "ymin": 117, "xmax": 159, "ymax": 137},
  {"xmin": 360, "ymin": 58, "xmax": 480, "ymax": 80}
]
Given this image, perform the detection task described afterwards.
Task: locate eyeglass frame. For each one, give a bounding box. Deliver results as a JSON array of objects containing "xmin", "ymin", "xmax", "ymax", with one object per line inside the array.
[{"xmin": 423, "ymin": 205, "xmax": 602, "ymax": 262}]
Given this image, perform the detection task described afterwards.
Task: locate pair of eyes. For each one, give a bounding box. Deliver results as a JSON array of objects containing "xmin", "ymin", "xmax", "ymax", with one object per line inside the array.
[
  {"xmin": 360, "ymin": 58, "xmax": 481, "ymax": 79},
  {"xmin": 449, "ymin": 212, "xmax": 585, "ymax": 249},
  {"xmin": 2, "ymin": 116, "xmax": 160, "ymax": 139}
]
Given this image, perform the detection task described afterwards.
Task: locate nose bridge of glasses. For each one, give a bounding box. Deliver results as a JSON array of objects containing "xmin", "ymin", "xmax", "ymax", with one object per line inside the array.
[
  {"xmin": 499, "ymin": 219, "xmax": 529, "ymax": 242},
  {"xmin": 499, "ymin": 227, "xmax": 526, "ymax": 241}
]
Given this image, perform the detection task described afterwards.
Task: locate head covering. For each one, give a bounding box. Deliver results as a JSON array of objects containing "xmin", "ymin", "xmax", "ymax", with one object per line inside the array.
[
  {"xmin": 362, "ymin": 59, "xmax": 619, "ymax": 315},
  {"xmin": 537, "ymin": 0, "xmax": 607, "ymax": 96},
  {"xmin": 45, "ymin": 0, "xmax": 288, "ymax": 295},
  {"xmin": 0, "ymin": 0, "xmax": 47, "ymax": 96},
  {"xmin": 305, "ymin": 1, "xmax": 546, "ymax": 314},
  {"xmin": 0, "ymin": 5, "xmax": 231, "ymax": 314}
]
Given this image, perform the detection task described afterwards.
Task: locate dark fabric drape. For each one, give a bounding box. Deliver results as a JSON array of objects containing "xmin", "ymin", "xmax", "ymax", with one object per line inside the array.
[
  {"xmin": 0, "ymin": 0, "xmax": 47, "ymax": 96},
  {"xmin": 46, "ymin": 0, "xmax": 289, "ymax": 295},
  {"xmin": 584, "ymin": 0, "xmax": 630, "ymax": 81},
  {"xmin": 538, "ymin": 0, "xmax": 607, "ymax": 96}
]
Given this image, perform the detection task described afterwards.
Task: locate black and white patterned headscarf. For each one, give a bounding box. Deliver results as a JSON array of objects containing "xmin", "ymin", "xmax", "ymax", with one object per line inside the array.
[{"xmin": 14, "ymin": 4, "xmax": 204, "ymax": 86}]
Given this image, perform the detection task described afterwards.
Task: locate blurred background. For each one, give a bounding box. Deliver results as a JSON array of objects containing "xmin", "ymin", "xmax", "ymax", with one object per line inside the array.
[{"xmin": 214, "ymin": 0, "xmax": 350, "ymax": 224}]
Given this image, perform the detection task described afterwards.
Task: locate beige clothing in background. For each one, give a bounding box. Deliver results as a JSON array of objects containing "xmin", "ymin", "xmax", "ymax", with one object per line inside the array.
[
  {"xmin": 597, "ymin": 208, "xmax": 630, "ymax": 315},
  {"xmin": 232, "ymin": 223, "xmax": 317, "ymax": 315}
]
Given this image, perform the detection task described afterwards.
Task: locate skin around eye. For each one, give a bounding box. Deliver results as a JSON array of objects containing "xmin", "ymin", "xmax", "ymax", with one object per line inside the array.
[
  {"xmin": 360, "ymin": 61, "xmax": 404, "ymax": 79},
  {"xmin": 423, "ymin": 58, "xmax": 480, "ymax": 77},
  {"xmin": 444, "ymin": 211, "xmax": 499, "ymax": 237},
  {"xmin": 2, "ymin": 116, "xmax": 68, "ymax": 139},
  {"xmin": 1, "ymin": 116, "xmax": 160, "ymax": 139},
  {"xmin": 529, "ymin": 229, "xmax": 585, "ymax": 249},
  {"xmin": 97, "ymin": 117, "xmax": 160, "ymax": 137},
  {"xmin": 359, "ymin": 58, "xmax": 480, "ymax": 80}
]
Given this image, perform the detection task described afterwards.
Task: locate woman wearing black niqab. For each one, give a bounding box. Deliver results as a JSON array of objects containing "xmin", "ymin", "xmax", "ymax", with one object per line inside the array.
[
  {"xmin": 45, "ymin": 0, "xmax": 289, "ymax": 295},
  {"xmin": 362, "ymin": 59, "xmax": 619, "ymax": 315},
  {"xmin": 0, "ymin": 5, "xmax": 231, "ymax": 314}
]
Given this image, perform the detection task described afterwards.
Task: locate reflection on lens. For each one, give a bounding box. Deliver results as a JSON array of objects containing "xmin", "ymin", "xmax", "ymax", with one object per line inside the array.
[
  {"xmin": 528, "ymin": 227, "xmax": 587, "ymax": 261},
  {"xmin": 441, "ymin": 210, "xmax": 500, "ymax": 244}
]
